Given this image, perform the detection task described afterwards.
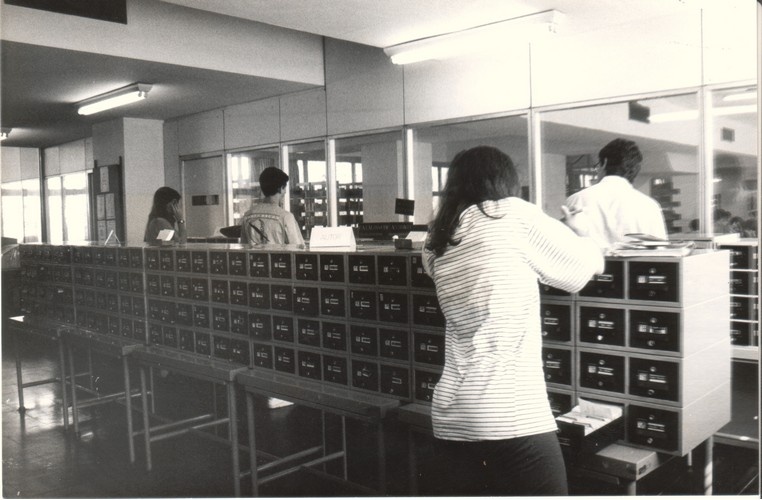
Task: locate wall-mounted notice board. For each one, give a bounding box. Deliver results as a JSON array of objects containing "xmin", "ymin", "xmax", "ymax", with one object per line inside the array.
[{"xmin": 89, "ymin": 158, "xmax": 125, "ymax": 243}]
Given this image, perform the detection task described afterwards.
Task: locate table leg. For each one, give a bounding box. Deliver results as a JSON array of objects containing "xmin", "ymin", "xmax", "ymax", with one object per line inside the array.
[
  {"xmin": 123, "ymin": 356, "xmax": 135, "ymax": 464},
  {"xmin": 246, "ymin": 392, "xmax": 258, "ymax": 497},
  {"xmin": 691, "ymin": 437, "xmax": 713, "ymax": 495},
  {"xmin": 149, "ymin": 366, "xmax": 156, "ymax": 413},
  {"xmin": 320, "ymin": 411, "xmax": 328, "ymax": 474},
  {"xmin": 139, "ymin": 365, "xmax": 152, "ymax": 471},
  {"xmin": 213, "ymin": 382, "xmax": 219, "ymax": 437},
  {"xmin": 377, "ymin": 420, "xmax": 386, "ymax": 494},
  {"xmin": 624, "ymin": 478, "xmax": 637, "ymax": 495},
  {"xmin": 340, "ymin": 415, "xmax": 348, "ymax": 480},
  {"xmin": 227, "ymin": 383, "xmax": 240, "ymax": 497},
  {"xmin": 57, "ymin": 337, "xmax": 69, "ymax": 430},
  {"xmin": 67, "ymin": 344, "xmax": 80, "ymax": 435},
  {"xmin": 87, "ymin": 347, "xmax": 94, "ymax": 390},
  {"xmin": 407, "ymin": 429, "xmax": 418, "ymax": 496},
  {"xmin": 14, "ymin": 325, "xmax": 26, "ymax": 412}
]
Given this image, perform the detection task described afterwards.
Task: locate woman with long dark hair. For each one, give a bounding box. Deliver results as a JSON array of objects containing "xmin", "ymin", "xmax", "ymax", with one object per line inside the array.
[
  {"xmin": 144, "ymin": 186, "xmax": 187, "ymax": 244},
  {"xmin": 423, "ymin": 146, "xmax": 603, "ymax": 495}
]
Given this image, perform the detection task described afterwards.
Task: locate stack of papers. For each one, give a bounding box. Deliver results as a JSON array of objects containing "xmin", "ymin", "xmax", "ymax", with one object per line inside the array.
[{"xmin": 607, "ymin": 233, "xmax": 694, "ymax": 257}]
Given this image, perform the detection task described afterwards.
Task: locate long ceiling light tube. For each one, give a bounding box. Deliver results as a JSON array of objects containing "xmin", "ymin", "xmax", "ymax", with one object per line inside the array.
[
  {"xmin": 78, "ymin": 83, "xmax": 153, "ymax": 116},
  {"xmin": 649, "ymin": 104, "xmax": 757, "ymax": 123},
  {"xmin": 722, "ymin": 91, "xmax": 756, "ymax": 102},
  {"xmin": 383, "ymin": 9, "xmax": 563, "ymax": 65}
]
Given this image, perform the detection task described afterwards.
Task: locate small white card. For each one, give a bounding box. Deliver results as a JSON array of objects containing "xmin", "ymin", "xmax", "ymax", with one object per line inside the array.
[
  {"xmin": 405, "ymin": 231, "xmax": 428, "ymax": 243},
  {"xmin": 309, "ymin": 226, "xmax": 356, "ymax": 249},
  {"xmin": 157, "ymin": 229, "xmax": 175, "ymax": 241}
]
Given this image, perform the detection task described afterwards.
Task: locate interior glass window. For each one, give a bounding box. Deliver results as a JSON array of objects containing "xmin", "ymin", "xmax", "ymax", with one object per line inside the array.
[
  {"xmin": 286, "ymin": 141, "xmax": 327, "ymax": 238},
  {"xmin": 538, "ymin": 93, "xmax": 700, "ymax": 235},
  {"xmin": 334, "ymin": 131, "xmax": 404, "ymax": 227},
  {"xmin": 21, "ymin": 178, "xmax": 42, "ymax": 243},
  {"xmin": 411, "ymin": 115, "xmax": 529, "ymax": 225},
  {"xmin": 61, "ymin": 172, "xmax": 90, "ymax": 243},
  {"xmin": 226, "ymin": 147, "xmax": 280, "ymax": 227},
  {"xmin": 45, "ymin": 176, "xmax": 63, "ymax": 243},
  {"xmin": 1, "ymin": 181, "xmax": 24, "ymax": 243},
  {"xmin": 709, "ymin": 86, "xmax": 758, "ymax": 237}
]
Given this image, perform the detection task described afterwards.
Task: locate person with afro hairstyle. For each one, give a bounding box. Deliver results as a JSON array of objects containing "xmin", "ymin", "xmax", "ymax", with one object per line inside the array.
[{"xmin": 564, "ymin": 138, "xmax": 667, "ymax": 250}]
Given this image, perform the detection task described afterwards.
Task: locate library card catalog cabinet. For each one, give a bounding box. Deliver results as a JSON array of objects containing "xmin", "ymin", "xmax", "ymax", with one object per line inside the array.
[
  {"xmin": 542, "ymin": 250, "xmax": 731, "ymax": 456},
  {"xmin": 18, "ymin": 243, "xmax": 730, "ymax": 456}
]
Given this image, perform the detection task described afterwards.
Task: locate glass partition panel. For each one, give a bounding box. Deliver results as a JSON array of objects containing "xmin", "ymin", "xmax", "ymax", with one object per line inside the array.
[
  {"xmin": 334, "ymin": 130, "xmax": 404, "ymax": 226},
  {"xmin": 709, "ymin": 86, "xmax": 757, "ymax": 237},
  {"xmin": 539, "ymin": 93, "xmax": 701, "ymax": 235},
  {"xmin": 21, "ymin": 178, "xmax": 41, "ymax": 243},
  {"xmin": 412, "ymin": 115, "xmax": 529, "ymax": 225},
  {"xmin": 1, "ymin": 181, "xmax": 24, "ymax": 243},
  {"xmin": 46, "ymin": 176, "xmax": 63, "ymax": 243},
  {"xmin": 286, "ymin": 141, "xmax": 327, "ymax": 238},
  {"xmin": 61, "ymin": 172, "xmax": 90, "ymax": 243},
  {"xmin": 226, "ymin": 147, "xmax": 279, "ymax": 227}
]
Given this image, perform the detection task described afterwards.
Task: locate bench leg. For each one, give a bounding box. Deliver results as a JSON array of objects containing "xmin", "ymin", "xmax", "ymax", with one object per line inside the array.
[
  {"xmin": 407, "ymin": 429, "xmax": 418, "ymax": 496},
  {"xmin": 123, "ymin": 356, "xmax": 135, "ymax": 463},
  {"xmin": 139, "ymin": 365, "xmax": 152, "ymax": 471},
  {"xmin": 377, "ymin": 420, "xmax": 386, "ymax": 494},
  {"xmin": 227, "ymin": 383, "xmax": 240, "ymax": 497},
  {"xmin": 691, "ymin": 437, "xmax": 713, "ymax": 495},
  {"xmin": 246, "ymin": 393, "xmax": 258, "ymax": 497},
  {"xmin": 67, "ymin": 344, "xmax": 80, "ymax": 435},
  {"xmin": 14, "ymin": 326, "xmax": 26, "ymax": 412},
  {"xmin": 57, "ymin": 339, "xmax": 69, "ymax": 430}
]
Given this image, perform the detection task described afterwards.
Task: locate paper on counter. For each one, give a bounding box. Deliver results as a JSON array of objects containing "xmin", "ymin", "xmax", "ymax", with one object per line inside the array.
[{"xmin": 405, "ymin": 231, "xmax": 428, "ymax": 243}]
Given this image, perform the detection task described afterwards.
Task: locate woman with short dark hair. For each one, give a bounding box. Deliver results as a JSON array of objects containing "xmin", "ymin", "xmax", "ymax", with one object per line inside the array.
[{"xmin": 423, "ymin": 145, "xmax": 603, "ymax": 496}]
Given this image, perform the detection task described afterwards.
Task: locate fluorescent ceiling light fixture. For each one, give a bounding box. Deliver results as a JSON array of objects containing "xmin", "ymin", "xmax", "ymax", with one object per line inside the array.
[
  {"xmin": 0, "ymin": 128, "xmax": 11, "ymax": 141},
  {"xmin": 712, "ymin": 104, "xmax": 757, "ymax": 115},
  {"xmin": 722, "ymin": 91, "xmax": 756, "ymax": 102},
  {"xmin": 383, "ymin": 9, "xmax": 563, "ymax": 65},
  {"xmin": 78, "ymin": 83, "xmax": 152, "ymax": 116},
  {"xmin": 648, "ymin": 110, "xmax": 699, "ymax": 123},
  {"xmin": 649, "ymin": 104, "xmax": 757, "ymax": 123}
]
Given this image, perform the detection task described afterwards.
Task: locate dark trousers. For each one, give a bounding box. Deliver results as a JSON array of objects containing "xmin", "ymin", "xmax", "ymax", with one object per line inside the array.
[{"xmin": 435, "ymin": 431, "xmax": 568, "ymax": 496}]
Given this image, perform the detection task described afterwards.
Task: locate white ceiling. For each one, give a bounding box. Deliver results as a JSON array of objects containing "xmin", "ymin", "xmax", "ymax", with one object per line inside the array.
[
  {"xmin": 159, "ymin": 0, "xmax": 714, "ymax": 48},
  {"xmin": 0, "ymin": 0, "xmax": 746, "ymax": 149}
]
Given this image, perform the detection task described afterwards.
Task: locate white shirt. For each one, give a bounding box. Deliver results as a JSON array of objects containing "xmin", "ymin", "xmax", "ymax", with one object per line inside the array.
[
  {"xmin": 565, "ymin": 176, "xmax": 667, "ymax": 249},
  {"xmin": 423, "ymin": 198, "xmax": 603, "ymax": 441}
]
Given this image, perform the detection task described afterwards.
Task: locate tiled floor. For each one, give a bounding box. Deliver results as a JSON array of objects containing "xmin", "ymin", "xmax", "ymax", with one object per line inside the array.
[
  {"xmin": 2, "ymin": 331, "xmax": 406, "ymax": 498},
  {"xmin": 2, "ymin": 330, "xmax": 759, "ymax": 497}
]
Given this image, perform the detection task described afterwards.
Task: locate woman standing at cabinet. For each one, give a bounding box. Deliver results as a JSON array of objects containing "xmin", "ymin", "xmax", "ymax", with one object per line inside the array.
[{"xmin": 423, "ymin": 146, "xmax": 603, "ymax": 495}]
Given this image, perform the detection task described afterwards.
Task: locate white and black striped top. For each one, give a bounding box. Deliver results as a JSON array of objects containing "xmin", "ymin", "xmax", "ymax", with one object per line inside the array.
[{"xmin": 423, "ymin": 197, "xmax": 603, "ymax": 441}]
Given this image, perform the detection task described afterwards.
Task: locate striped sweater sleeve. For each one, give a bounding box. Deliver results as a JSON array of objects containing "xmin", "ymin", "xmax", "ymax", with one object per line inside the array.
[{"xmin": 526, "ymin": 205, "xmax": 604, "ymax": 293}]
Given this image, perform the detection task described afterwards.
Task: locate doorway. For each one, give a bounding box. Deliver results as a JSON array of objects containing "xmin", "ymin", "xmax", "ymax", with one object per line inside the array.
[{"xmin": 181, "ymin": 155, "xmax": 225, "ymax": 238}]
